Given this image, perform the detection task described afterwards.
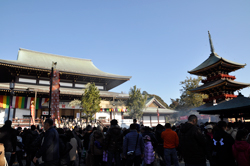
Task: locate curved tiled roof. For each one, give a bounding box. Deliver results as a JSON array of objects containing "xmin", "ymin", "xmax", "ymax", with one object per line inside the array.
[
  {"xmin": 197, "ymin": 94, "xmax": 250, "ymax": 114},
  {"xmin": 190, "ymin": 79, "xmax": 250, "ymax": 93},
  {"xmin": 14, "ymin": 48, "xmax": 131, "ymax": 80},
  {"xmin": 188, "ymin": 53, "xmax": 246, "ymax": 75}
]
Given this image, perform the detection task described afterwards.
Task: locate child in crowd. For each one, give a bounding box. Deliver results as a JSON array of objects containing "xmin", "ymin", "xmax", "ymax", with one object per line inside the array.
[{"xmin": 143, "ymin": 135, "xmax": 155, "ymax": 166}]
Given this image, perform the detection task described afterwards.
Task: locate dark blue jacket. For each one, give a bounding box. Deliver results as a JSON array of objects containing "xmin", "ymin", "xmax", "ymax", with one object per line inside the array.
[
  {"xmin": 36, "ymin": 127, "xmax": 60, "ymax": 162},
  {"xmin": 123, "ymin": 130, "xmax": 144, "ymax": 156}
]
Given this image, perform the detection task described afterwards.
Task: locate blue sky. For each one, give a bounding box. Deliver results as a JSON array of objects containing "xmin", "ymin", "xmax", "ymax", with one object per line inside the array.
[{"xmin": 1, "ymin": 1, "xmax": 250, "ymax": 106}]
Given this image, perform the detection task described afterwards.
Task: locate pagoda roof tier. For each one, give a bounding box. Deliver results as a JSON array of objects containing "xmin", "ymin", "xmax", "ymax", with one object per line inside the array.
[
  {"xmin": 0, "ymin": 83, "xmax": 129, "ymax": 99},
  {"xmin": 190, "ymin": 79, "xmax": 250, "ymax": 93},
  {"xmin": 0, "ymin": 48, "xmax": 131, "ymax": 90},
  {"xmin": 188, "ymin": 53, "xmax": 246, "ymax": 76},
  {"xmin": 197, "ymin": 93, "xmax": 250, "ymax": 115}
]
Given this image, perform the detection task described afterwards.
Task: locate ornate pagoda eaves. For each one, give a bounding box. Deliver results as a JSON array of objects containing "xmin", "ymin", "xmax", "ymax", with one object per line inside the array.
[
  {"xmin": 197, "ymin": 94, "xmax": 250, "ymax": 113},
  {"xmin": 189, "ymin": 79, "xmax": 250, "ymax": 93},
  {"xmin": 0, "ymin": 48, "xmax": 131, "ymax": 80},
  {"xmin": 188, "ymin": 53, "xmax": 246, "ymax": 76}
]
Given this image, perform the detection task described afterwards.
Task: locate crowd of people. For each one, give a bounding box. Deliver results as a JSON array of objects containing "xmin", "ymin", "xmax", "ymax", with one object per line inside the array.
[{"xmin": 1, "ymin": 115, "xmax": 250, "ymax": 166}]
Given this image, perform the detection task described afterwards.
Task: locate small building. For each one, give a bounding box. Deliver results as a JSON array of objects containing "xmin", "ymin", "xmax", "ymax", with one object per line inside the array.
[{"xmin": 141, "ymin": 97, "xmax": 177, "ymax": 127}]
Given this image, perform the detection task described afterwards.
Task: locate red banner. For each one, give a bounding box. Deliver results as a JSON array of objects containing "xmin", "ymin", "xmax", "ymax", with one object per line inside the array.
[
  {"xmin": 51, "ymin": 70, "xmax": 60, "ymax": 123},
  {"xmin": 180, "ymin": 116, "xmax": 188, "ymax": 120},
  {"xmin": 31, "ymin": 104, "xmax": 35, "ymax": 125}
]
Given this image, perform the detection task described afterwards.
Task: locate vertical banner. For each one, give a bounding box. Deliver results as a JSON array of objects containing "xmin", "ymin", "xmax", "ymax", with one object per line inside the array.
[
  {"xmin": 30, "ymin": 101, "xmax": 35, "ymax": 125},
  {"xmin": 51, "ymin": 70, "xmax": 60, "ymax": 123}
]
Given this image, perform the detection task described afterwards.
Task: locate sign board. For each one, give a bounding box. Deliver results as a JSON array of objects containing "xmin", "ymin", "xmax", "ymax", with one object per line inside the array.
[
  {"xmin": 180, "ymin": 116, "xmax": 188, "ymax": 121},
  {"xmin": 42, "ymin": 111, "xmax": 49, "ymax": 115},
  {"xmin": 76, "ymin": 113, "xmax": 80, "ymax": 118}
]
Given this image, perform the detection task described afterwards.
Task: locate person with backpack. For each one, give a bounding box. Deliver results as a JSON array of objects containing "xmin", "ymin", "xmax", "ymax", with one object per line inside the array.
[
  {"xmin": 104, "ymin": 119, "xmax": 123, "ymax": 166},
  {"xmin": 212, "ymin": 121, "xmax": 236, "ymax": 166},
  {"xmin": 24, "ymin": 125, "xmax": 39, "ymax": 166},
  {"xmin": 123, "ymin": 123, "xmax": 144, "ymax": 166},
  {"xmin": 89, "ymin": 125, "xmax": 104, "ymax": 166}
]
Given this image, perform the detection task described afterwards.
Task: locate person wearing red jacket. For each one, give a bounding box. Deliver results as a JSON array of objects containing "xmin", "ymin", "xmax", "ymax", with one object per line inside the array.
[
  {"xmin": 161, "ymin": 123, "xmax": 179, "ymax": 166},
  {"xmin": 232, "ymin": 129, "xmax": 250, "ymax": 166}
]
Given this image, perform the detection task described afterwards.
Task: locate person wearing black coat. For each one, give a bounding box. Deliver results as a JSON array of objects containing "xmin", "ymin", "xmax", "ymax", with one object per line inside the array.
[
  {"xmin": 179, "ymin": 115, "xmax": 207, "ymax": 166},
  {"xmin": 0, "ymin": 120, "xmax": 17, "ymax": 164},
  {"xmin": 104, "ymin": 119, "xmax": 123, "ymax": 166},
  {"xmin": 155, "ymin": 124, "xmax": 165, "ymax": 165},
  {"xmin": 25, "ymin": 125, "xmax": 39, "ymax": 166},
  {"xmin": 212, "ymin": 121, "xmax": 236, "ymax": 166},
  {"xmin": 57, "ymin": 128, "xmax": 72, "ymax": 166},
  {"xmin": 33, "ymin": 118, "xmax": 60, "ymax": 166}
]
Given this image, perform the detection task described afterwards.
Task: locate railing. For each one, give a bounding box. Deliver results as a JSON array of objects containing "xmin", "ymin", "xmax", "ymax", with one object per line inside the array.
[
  {"xmin": 203, "ymin": 94, "xmax": 237, "ymax": 102},
  {"xmin": 12, "ymin": 118, "xmax": 43, "ymax": 127},
  {"xmin": 202, "ymin": 74, "xmax": 236, "ymax": 83}
]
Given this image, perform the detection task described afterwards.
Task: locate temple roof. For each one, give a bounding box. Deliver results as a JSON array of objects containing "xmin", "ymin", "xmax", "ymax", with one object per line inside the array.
[
  {"xmin": 197, "ymin": 93, "xmax": 250, "ymax": 115},
  {"xmin": 0, "ymin": 48, "xmax": 131, "ymax": 80},
  {"xmin": 143, "ymin": 107, "xmax": 177, "ymax": 114},
  {"xmin": 190, "ymin": 79, "xmax": 250, "ymax": 93},
  {"xmin": 188, "ymin": 53, "xmax": 246, "ymax": 76},
  {"xmin": 145, "ymin": 97, "xmax": 166, "ymax": 109}
]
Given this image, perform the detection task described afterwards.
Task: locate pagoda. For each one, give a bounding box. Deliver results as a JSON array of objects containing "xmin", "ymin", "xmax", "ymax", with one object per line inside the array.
[{"xmin": 188, "ymin": 31, "xmax": 250, "ymax": 104}]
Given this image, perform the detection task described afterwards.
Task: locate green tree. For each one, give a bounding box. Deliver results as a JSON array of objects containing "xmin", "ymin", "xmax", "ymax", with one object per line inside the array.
[
  {"xmin": 169, "ymin": 98, "xmax": 180, "ymax": 109},
  {"xmin": 178, "ymin": 76, "xmax": 207, "ymax": 111},
  {"xmin": 69, "ymin": 83, "xmax": 101, "ymax": 123},
  {"xmin": 127, "ymin": 85, "xmax": 147, "ymax": 119}
]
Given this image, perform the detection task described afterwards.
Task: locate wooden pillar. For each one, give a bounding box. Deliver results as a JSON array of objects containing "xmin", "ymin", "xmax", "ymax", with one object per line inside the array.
[
  {"xmin": 110, "ymin": 112, "xmax": 112, "ymax": 120},
  {"xmin": 150, "ymin": 115, "xmax": 152, "ymax": 127}
]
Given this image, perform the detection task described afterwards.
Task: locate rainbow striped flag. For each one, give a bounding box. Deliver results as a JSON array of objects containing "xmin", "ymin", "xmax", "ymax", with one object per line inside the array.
[{"xmin": 0, "ymin": 95, "xmax": 49, "ymax": 109}]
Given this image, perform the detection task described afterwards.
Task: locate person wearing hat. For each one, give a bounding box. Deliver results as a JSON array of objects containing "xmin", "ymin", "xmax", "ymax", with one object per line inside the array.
[{"xmin": 204, "ymin": 124, "xmax": 214, "ymax": 166}]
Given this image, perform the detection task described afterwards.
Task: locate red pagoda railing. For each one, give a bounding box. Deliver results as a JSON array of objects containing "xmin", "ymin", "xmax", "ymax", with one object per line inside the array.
[
  {"xmin": 203, "ymin": 94, "xmax": 237, "ymax": 102},
  {"xmin": 202, "ymin": 74, "xmax": 236, "ymax": 83}
]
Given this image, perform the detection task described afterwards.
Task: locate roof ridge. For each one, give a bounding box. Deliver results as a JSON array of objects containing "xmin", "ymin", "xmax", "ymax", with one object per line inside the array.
[{"xmin": 19, "ymin": 48, "xmax": 92, "ymax": 62}]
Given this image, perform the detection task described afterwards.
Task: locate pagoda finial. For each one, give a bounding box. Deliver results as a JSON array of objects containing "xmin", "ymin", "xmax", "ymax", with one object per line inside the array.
[{"xmin": 208, "ymin": 31, "xmax": 215, "ymax": 54}]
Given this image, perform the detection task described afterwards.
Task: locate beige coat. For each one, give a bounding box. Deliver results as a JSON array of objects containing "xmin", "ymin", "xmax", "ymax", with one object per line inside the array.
[
  {"xmin": 0, "ymin": 143, "xmax": 6, "ymax": 166},
  {"xmin": 69, "ymin": 138, "xmax": 78, "ymax": 161}
]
